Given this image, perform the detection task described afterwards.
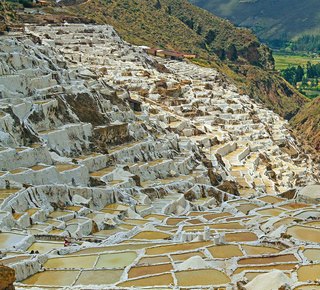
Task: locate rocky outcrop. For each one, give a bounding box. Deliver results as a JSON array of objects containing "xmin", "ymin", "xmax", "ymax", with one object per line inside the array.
[
  {"xmin": 296, "ymin": 185, "xmax": 320, "ymax": 204},
  {"xmin": 0, "ymin": 265, "xmax": 15, "ymax": 290}
]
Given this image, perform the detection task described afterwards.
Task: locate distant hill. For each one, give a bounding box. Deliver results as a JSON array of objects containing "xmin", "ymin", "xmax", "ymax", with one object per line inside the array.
[{"xmin": 189, "ymin": 0, "xmax": 320, "ymax": 44}]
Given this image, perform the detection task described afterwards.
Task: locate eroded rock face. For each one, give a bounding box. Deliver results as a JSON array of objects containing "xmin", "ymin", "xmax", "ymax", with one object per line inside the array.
[
  {"xmin": 296, "ymin": 185, "xmax": 320, "ymax": 204},
  {"xmin": 0, "ymin": 265, "xmax": 15, "ymax": 290}
]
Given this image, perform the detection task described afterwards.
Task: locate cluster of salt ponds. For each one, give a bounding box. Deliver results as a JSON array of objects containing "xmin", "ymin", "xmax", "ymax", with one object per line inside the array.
[
  {"xmin": 0, "ymin": 24, "xmax": 319, "ymax": 290},
  {"xmin": 0, "ymin": 195, "xmax": 317, "ymax": 289}
]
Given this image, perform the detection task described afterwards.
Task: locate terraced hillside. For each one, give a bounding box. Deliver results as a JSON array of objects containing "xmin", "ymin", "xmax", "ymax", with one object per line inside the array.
[
  {"xmin": 0, "ymin": 24, "xmax": 320, "ymax": 289},
  {"xmin": 63, "ymin": 0, "xmax": 309, "ymax": 120}
]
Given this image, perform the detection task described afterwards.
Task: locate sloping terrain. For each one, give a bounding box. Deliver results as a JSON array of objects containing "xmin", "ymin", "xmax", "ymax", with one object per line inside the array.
[
  {"xmin": 291, "ymin": 96, "xmax": 320, "ymax": 151},
  {"xmin": 62, "ymin": 0, "xmax": 309, "ymax": 121},
  {"xmin": 189, "ymin": 0, "xmax": 320, "ymax": 42},
  {"xmin": 0, "ymin": 24, "xmax": 320, "ymax": 289}
]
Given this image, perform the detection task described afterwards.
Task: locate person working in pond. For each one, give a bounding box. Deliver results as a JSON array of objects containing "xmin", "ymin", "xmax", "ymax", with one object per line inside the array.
[{"xmin": 64, "ymin": 238, "xmax": 70, "ymax": 247}]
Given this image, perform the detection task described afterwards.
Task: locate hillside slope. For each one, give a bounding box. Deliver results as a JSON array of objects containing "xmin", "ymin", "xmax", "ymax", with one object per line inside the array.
[
  {"xmin": 67, "ymin": 0, "xmax": 308, "ymax": 119},
  {"xmin": 291, "ymin": 96, "xmax": 320, "ymax": 152},
  {"xmin": 189, "ymin": 0, "xmax": 320, "ymax": 43}
]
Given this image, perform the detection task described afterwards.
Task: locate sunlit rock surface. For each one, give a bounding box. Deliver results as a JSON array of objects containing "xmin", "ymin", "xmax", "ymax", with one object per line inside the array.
[{"xmin": 0, "ymin": 24, "xmax": 320, "ymax": 290}]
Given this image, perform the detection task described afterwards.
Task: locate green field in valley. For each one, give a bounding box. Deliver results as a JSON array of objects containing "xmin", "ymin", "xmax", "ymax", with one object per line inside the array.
[{"xmin": 274, "ymin": 54, "xmax": 320, "ymax": 70}]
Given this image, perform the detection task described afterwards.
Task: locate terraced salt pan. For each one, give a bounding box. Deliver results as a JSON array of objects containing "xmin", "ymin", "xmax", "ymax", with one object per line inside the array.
[
  {"xmin": 287, "ymin": 225, "xmax": 320, "ymax": 243},
  {"xmin": 22, "ymin": 270, "xmax": 79, "ymax": 286}
]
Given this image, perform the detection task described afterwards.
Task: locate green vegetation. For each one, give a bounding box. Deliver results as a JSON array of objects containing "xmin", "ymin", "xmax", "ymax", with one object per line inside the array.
[
  {"xmin": 281, "ymin": 62, "xmax": 320, "ymax": 99},
  {"xmin": 274, "ymin": 54, "xmax": 320, "ymax": 71}
]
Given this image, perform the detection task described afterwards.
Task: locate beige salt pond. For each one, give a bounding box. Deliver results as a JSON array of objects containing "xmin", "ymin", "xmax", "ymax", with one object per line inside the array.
[
  {"xmin": 67, "ymin": 243, "xmax": 158, "ymax": 255},
  {"xmin": 258, "ymin": 195, "xmax": 284, "ymax": 204},
  {"xmin": 297, "ymin": 264, "xmax": 320, "ymax": 282},
  {"xmin": 74, "ymin": 269, "xmax": 123, "ymax": 285},
  {"xmin": 30, "ymin": 165, "xmax": 49, "ymax": 171},
  {"xmin": 28, "ymin": 242, "xmax": 64, "ymax": 253},
  {"xmin": 236, "ymin": 203, "xmax": 259, "ymax": 215},
  {"xmin": 273, "ymin": 217, "xmax": 300, "ymax": 229},
  {"xmin": 0, "ymin": 232, "xmax": 27, "ymax": 248},
  {"xmin": 131, "ymin": 231, "xmax": 172, "ymax": 240},
  {"xmin": 171, "ymin": 251, "xmax": 206, "ymax": 261},
  {"xmin": 255, "ymin": 208, "xmax": 287, "ymax": 216},
  {"xmin": 233, "ymin": 263, "xmax": 297, "ymax": 274},
  {"xmin": 95, "ymin": 251, "xmax": 137, "ymax": 268},
  {"xmin": 294, "ymin": 286, "xmax": 320, "ymax": 290},
  {"xmin": 48, "ymin": 210, "xmax": 72, "ymax": 218},
  {"xmin": 241, "ymin": 245, "xmax": 281, "ymax": 255},
  {"xmin": 43, "ymin": 255, "xmax": 98, "ymax": 269},
  {"xmin": 225, "ymin": 232, "xmax": 257, "ymax": 242},
  {"xmin": 1, "ymin": 255, "xmax": 31, "ymax": 266},
  {"xmin": 207, "ymin": 244, "xmax": 243, "ymax": 259},
  {"xmin": 117, "ymin": 273, "xmax": 174, "ymax": 287},
  {"xmin": 93, "ymin": 228, "xmax": 126, "ymax": 237},
  {"xmin": 144, "ymin": 214, "xmax": 167, "ymax": 221},
  {"xmin": 145, "ymin": 241, "xmax": 212, "ymax": 255},
  {"xmin": 303, "ymin": 248, "xmax": 320, "ymax": 261},
  {"xmin": 128, "ymin": 263, "xmax": 173, "ymax": 278},
  {"xmin": 25, "ymin": 208, "xmax": 40, "ymax": 216},
  {"xmin": 279, "ymin": 202, "xmax": 310, "ymax": 210},
  {"xmin": 175, "ymin": 269, "xmax": 230, "ymax": 286},
  {"xmin": 138, "ymin": 255, "xmax": 171, "ymax": 265},
  {"xmin": 294, "ymin": 210, "xmax": 320, "ymax": 219},
  {"xmin": 287, "ymin": 225, "xmax": 320, "ymax": 243},
  {"xmin": 22, "ymin": 270, "xmax": 79, "ymax": 286},
  {"xmin": 54, "ymin": 164, "xmax": 80, "ymax": 172},
  {"xmin": 238, "ymin": 254, "xmax": 298, "ymax": 265}
]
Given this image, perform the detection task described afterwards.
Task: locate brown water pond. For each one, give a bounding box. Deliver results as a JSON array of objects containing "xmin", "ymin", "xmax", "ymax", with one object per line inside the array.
[
  {"xmin": 171, "ymin": 251, "xmax": 205, "ymax": 261},
  {"xmin": 225, "ymin": 232, "xmax": 257, "ymax": 242},
  {"xmin": 138, "ymin": 256, "xmax": 171, "ymax": 265},
  {"xmin": 131, "ymin": 231, "xmax": 171, "ymax": 240},
  {"xmin": 207, "ymin": 245, "xmax": 243, "ymax": 259},
  {"xmin": 145, "ymin": 241, "xmax": 212, "ymax": 255},
  {"xmin": 128, "ymin": 263, "xmax": 173, "ymax": 278},
  {"xmin": 233, "ymin": 263, "xmax": 297, "ymax": 274},
  {"xmin": 175, "ymin": 269, "xmax": 230, "ymax": 286},
  {"xmin": 117, "ymin": 273, "xmax": 174, "ymax": 287},
  {"xmin": 258, "ymin": 196, "xmax": 284, "ymax": 204},
  {"xmin": 238, "ymin": 254, "xmax": 297, "ymax": 265}
]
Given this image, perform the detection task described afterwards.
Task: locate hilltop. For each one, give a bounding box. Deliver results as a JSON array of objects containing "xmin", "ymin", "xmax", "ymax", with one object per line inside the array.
[{"xmin": 189, "ymin": 0, "xmax": 320, "ymax": 45}]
